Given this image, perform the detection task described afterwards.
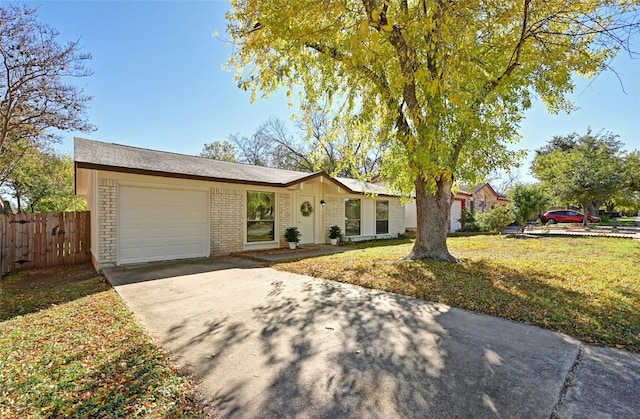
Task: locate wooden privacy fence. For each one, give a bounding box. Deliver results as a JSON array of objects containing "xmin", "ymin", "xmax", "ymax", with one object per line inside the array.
[{"xmin": 0, "ymin": 211, "xmax": 90, "ymax": 275}]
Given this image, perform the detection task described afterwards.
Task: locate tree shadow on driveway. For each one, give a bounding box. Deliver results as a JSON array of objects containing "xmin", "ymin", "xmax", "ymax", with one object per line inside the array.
[{"xmin": 147, "ymin": 267, "xmax": 580, "ymax": 418}]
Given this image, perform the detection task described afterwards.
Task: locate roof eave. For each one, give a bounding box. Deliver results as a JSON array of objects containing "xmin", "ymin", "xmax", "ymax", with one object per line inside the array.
[
  {"xmin": 74, "ymin": 162, "xmax": 306, "ymax": 189},
  {"xmin": 74, "ymin": 162, "xmax": 402, "ymax": 197},
  {"xmin": 284, "ymin": 172, "xmax": 358, "ymax": 193}
]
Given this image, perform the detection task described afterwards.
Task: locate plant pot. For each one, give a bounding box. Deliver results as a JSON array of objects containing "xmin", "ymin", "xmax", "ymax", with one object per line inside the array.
[
  {"xmin": 288, "ymin": 242, "xmax": 297, "ymax": 249},
  {"xmin": 330, "ymin": 238, "xmax": 338, "ymax": 246}
]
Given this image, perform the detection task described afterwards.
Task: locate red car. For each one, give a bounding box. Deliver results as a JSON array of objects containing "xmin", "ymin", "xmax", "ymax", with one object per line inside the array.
[{"xmin": 542, "ymin": 210, "xmax": 601, "ymax": 224}]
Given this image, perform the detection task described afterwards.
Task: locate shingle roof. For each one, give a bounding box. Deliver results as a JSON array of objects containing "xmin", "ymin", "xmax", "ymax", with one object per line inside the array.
[
  {"xmin": 335, "ymin": 177, "xmax": 393, "ymax": 195},
  {"xmin": 74, "ymin": 138, "xmax": 398, "ymax": 195},
  {"xmin": 74, "ymin": 137, "xmax": 320, "ymax": 187}
]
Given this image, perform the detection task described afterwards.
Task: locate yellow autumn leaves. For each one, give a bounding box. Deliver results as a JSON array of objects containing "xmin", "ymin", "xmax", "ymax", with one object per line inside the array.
[{"xmin": 369, "ymin": 7, "xmax": 393, "ymax": 32}]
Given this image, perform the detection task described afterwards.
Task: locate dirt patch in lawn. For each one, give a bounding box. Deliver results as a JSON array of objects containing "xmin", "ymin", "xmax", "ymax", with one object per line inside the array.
[
  {"xmin": 4, "ymin": 263, "xmax": 99, "ymax": 288},
  {"xmin": 1, "ymin": 263, "xmax": 111, "ymax": 321}
]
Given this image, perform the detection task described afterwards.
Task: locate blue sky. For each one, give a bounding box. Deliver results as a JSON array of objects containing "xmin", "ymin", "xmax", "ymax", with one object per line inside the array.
[{"xmin": 23, "ymin": 1, "xmax": 640, "ymax": 182}]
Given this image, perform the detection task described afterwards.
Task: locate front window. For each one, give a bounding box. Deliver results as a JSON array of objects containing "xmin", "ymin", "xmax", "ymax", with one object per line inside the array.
[
  {"xmin": 345, "ymin": 198, "xmax": 361, "ymax": 236},
  {"xmin": 247, "ymin": 191, "xmax": 275, "ymax": 242},
  {"xmin": 376, "ymin": 200, "xmax": 389, "ymax": 234}
]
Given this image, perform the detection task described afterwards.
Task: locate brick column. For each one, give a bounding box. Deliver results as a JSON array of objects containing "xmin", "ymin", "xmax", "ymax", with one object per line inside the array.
[
  {"xmin": 211, "ymin": 188, "xmax": 245, "ymax": 254},
  {"xmin": 97, "ymin": 178, "xmax": 117, "ymax": 265},
  {"xmin": 390, "ymin": 199, "xmax": 405, "ymax": 236},
  {"xmin": 324, "ymin": 196, "xmax": 344, "ymax": 241},
  {"xmin": 278, "ymin": 192, "xmax": 292, "ymax": 247}
]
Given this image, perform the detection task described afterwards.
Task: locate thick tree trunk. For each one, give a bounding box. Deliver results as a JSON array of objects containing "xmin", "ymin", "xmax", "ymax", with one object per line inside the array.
[
  {"xmin": 582, "ymin": 202, "xmax": 590, "ymax": 227},
  {"xmin": 408, "ymin": 176, "xmax": 457, "ymax": 262}
]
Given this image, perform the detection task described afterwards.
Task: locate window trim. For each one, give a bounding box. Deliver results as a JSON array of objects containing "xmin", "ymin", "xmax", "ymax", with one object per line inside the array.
[
  {"xmin": 246, "ymin": 190, "xmax": 276, "ymax": 243},
  {"xmin": 344, "ymin": 198, "xmax": 361, "ymax": 237},
  {"xmin": 376, "ymin": 199, "xmax": 389, "ymax": 235}
]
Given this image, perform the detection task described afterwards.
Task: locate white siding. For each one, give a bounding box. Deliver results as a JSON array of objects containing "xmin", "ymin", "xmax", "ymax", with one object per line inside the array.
[{"xmin": 450, "ymin": 200, "xmax": 462, "ymax": 231}]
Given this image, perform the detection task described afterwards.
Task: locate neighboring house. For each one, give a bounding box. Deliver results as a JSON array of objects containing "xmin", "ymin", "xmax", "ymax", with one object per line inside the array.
[
  {"xmin": 74, "ymin": 138, "xmax": 405, "ymax": 270},
  {"xmin": 469, "ymin": 183, "xmax": 510, "ymax": 213},
  {"xmin": 404, "ymin": 189, "xmax": 473, "ymax": 232},
  {"xmin": 404, "ymin": 182, "xmax": 510, "ymax": 232}
]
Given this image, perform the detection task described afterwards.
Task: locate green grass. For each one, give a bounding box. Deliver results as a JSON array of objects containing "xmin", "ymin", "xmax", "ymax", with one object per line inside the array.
[
  {"xmin": 599, "ymin": 217, "xmax": 638, "ymax": 227},
  {"xmin": 0, "ymin": 264, "xmax": 209, "ymax": 418},
  {"xmin": 274, "ymin": 236, "xmax": 640, "ymax": 352}
]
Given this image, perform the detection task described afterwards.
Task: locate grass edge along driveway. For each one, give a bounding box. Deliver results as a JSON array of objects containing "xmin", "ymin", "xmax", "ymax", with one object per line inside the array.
[
  {"xmin": 273, "ymin": 235, "xmax": 640, "ymax": 353},
  {"xmin": 0, "ymin": 264, "xmax": 210, "ymax": 418}
]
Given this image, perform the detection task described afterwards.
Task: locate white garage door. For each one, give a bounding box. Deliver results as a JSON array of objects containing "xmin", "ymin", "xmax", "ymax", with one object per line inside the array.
[
  {"xmin": 118, "ymin": 186, "xmax": 209, "ymax": 265},
  {"xmin": 450, "ymin": 200, "xmax": 462, "ymax": 232}
]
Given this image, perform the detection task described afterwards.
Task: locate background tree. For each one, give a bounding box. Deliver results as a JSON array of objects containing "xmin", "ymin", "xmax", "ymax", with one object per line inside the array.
[
  {"xmin": 606, "ymin": 150, "xmax": 640, "ymax": 215},
  {"xmin": 231, "ymin": 129, "xmax": 274, "ymax": 166},
  {"xmin": 0, "ymin": 4, "xmax": 94, "ymax": 184},
  {"xmin": 475, "ymin": 206, "xmax": 515, "ymax": 234},
  {"xmin": 487, "ymin": 169, "xmax": 521, "ymax": 196},
  {"xmin": 508, "ymin": 183, "xmax": 551, "ymax": 230},
  {"xmin": 199, "ymin": 140, "xmax": 238, "ymax": 162},
  {"xmin": 227, "ymin": 0, "xmax": 638, "ymax": 261},
  {"xmin": 531, "ymin": 129, "xmax": 625, "ymax": 225},
  {"xmin": 201, "ymin": 115, "xmax": 383, "ymax": 177},
  {"xmin": 254, "ymin": 117, "xmax": 316, "ymax": 171},
  {"xmin": 1, "ymin": 150, "xmax": 86, "ymax": 213}
]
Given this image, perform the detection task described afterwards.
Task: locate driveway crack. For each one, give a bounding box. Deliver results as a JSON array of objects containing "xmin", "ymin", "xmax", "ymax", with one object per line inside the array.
[{"xmin": 550, "ymin": 344, "xmax": 584, "ymax": 419}]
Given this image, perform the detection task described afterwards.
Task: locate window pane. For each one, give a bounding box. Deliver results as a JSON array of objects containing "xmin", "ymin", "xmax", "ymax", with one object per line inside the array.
[
  {"xmin": 247, "ymin": 191, "xmax": 275, "ymax": 220},
  {"xmin": 376, "ymin": 200, "xmax": 389, "ymax": 234},
  {"xmin": 376, "ymin": 220, "xmax": 389, "ymax": 234},
  {"xmin": 346, "ymin": 220, "xmax": 361, "ymax": 236},
  {"xmin": 376, "ymin": 200, "xmax": 389, "ymax": 220},
  {"xmin": 247, "ymin": 191, "xmax": 275, "ymax": 242},
  {"xmin": 247, "ymin": 221, "xmax": 274, "ymax": 242},
  {"xmin": 345, "ymin": 199, "xmax": 361, "ymax": 220},
  {"xmin": 345, "ymin": 198, "xmax": 361, "ymax": 236}
]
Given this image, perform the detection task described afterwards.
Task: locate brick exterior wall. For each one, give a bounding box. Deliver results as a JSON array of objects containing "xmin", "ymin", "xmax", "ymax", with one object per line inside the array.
[
  {"xmin": 94, "ymin": 177, "xmax": 405, "ymax": 262},
  {"xmin": 278, "ymin": 192, "xmax": 291, "ymax": 247},
  {"xmin": 390, "ymin": 199, "xmax": 405, "ymax": 236},
  {"xmin": 324, "ymin": 196, "xmax": 344, "ymax": 241},
  {"xmin": 211, "ymin": 188, "xmax": 245, "ymax": 254},
  {"xmin": 97, "ymin": 178, "xmax": 117, "ymax": 265}
]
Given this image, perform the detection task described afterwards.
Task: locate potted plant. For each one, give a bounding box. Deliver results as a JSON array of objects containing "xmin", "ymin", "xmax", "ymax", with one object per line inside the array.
[
  {"xmin": 284, "ymin": 226, "xmax": 301, "ymax": 249},
  {"xmin": 328, "ymin": 225, "xmax": 342, "ymax": 245}
]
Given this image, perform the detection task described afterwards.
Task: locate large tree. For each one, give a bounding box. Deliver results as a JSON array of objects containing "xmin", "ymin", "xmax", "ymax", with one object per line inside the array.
[
  {"xmin": 602, "ymin": 150, "xmax": 640, "ymax": 214},
  {"xmin": 227, "ymin": 0, "xmax": 638, "ymax": 260},
  {"xmin": 2, "ymin": 150, "xmax": 86, "ymax": 213},
  {"xmin": 0, "ymin": 4, "xmax": 94, "ymax": 184},
  {"xmin": 531, "ymin": 129, "xmax": 625, "ymax": 225}
]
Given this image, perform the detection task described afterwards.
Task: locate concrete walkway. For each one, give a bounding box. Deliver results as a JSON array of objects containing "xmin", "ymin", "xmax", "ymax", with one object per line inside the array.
[
  {"xmin": 104, "ymin": 258, "xmax": 640, "ymax": 418},
  {"xmin": 237, "ymin": 244, "xmax": 350, "ymax": 263}
]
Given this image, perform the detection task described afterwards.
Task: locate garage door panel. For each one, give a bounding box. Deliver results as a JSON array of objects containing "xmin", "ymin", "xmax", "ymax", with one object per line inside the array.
[{"xmin": 118, "ymin": 186, "xmax": 209, "ymax": 265}]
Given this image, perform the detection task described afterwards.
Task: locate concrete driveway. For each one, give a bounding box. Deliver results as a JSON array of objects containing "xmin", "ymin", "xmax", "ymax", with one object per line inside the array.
[{"xmin": 104, "ymin": 258, "xmax": 640, "ymax": 418}]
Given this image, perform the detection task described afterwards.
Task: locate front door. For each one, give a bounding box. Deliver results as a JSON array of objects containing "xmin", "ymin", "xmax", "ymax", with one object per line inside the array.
[{"xmin": 296, "ymin": 195, "xmax": 315, "ymax": 244}]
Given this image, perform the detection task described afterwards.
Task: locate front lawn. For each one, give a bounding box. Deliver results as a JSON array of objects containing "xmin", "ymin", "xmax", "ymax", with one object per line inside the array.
[
  {"xmin": 0, "ymin": 264, "xmax": 209, "ymax": 418},
  {"xmin": 274, "ymin": 236, "xmax": 640, "ymax": 352},
  {"xmin": 0, "ymin": 263, "xmax": 111, "ymax": 321},
  {"xmin": 599, "ymin": 216, "xmax": 638, "ymax": 227}
]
